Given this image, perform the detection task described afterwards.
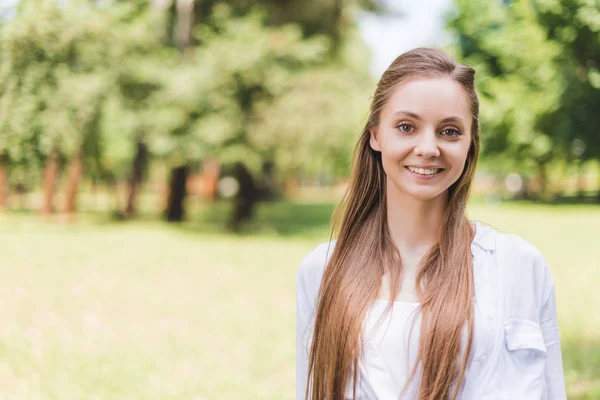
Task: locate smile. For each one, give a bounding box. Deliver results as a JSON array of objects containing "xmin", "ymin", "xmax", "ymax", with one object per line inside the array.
[{"xmin": 405, "ymin": 166, "xmax": 444, "ymax": 176}]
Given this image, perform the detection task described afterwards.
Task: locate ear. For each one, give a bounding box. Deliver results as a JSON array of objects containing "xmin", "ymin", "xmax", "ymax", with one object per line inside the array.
[{"xmin": 369, "ymin": 127, "xmax": 381, "ymax": 152}]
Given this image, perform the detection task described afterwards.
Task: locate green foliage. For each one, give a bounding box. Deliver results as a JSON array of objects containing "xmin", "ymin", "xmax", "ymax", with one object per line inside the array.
[
  {"xmin": 0, "ymin": 1, "xmax": 112, "ymax": 178},
  {"xmin": 448, "ymin": 0, "xmax": 600, "ymax": 183},
  {"xmin": 535, "ymin": 0, "xmax": 600, "ymax": 163},
  {"xmin": 0, "ymin": 0, "xmax": 376, "ymax": 198},
  {"xmin": 147, "ymin": 9, "xmax": 333, "ymax": 174},
  {"xmin": 448, "ymin": 0, "xmax": 563, "ymax": 174},
  {"xmin": 250, "ymin": 29, "xmax": 373, "ymax": 178},
  {"xmin": 0, "ymin": 0, "xmax": 170, "ymax": 182}
]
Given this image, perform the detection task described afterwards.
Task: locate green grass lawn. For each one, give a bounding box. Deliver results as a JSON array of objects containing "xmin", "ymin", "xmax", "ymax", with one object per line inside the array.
[{"xmin": 0, "ymin": 199, "xmax": 598, "ymax": 399}]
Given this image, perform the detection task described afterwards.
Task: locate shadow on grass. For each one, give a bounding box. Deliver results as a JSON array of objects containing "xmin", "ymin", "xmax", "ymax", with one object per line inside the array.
[
  {"xmin": 2, "ymin": 199, "xmax": 338, "ymax": 238},
  {"xmin": 562, "ymin": 335, "xmax": 600, "ymax": 399},
  {"xmin": 11, "ymin": 194, "xmax": 599, "ymax": 238},
  {"xmin": 508, "ymin": 193, "xmax": 600, "ymax": 207},
  {"xmin": 175, "ymin": 200, "xmax": 337, "ymax": 238}
]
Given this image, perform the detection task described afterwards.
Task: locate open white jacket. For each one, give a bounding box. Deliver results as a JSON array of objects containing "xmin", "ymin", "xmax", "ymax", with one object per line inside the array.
[{"xmin": 296, "ymin": 221, "xmax": 567, "ymax": 399}]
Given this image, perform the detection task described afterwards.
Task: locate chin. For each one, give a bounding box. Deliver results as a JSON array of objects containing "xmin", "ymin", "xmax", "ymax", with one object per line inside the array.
[
  {"xmin": 387, "ymin": 175, "xmax": 451, "ymax": 202},
  {"xmin": 395, "ymin": 183, "xmax": 449, "ymax": 202},
  {"xmin": 406, "ymin": 190, "xmax": 446, "ymax": 202}
]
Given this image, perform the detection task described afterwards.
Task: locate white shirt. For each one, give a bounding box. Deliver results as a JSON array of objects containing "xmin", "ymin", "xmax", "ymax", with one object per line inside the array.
[{"xmin": 296, "ymin": 221, "xmax": 567, "ymax": 399}]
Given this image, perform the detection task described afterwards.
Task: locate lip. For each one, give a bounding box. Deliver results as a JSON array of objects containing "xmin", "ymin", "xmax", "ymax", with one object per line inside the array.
[
  {"xmin": 405, "ymin": 165, "xmax": 445, "ymax": 169},
  {"xmin": 404, "ymin": 166, "xmax": 445, "ymax": 179}
]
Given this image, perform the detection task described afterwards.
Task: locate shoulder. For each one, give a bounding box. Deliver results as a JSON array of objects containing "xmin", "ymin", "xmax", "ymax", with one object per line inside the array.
[
  {"xmin": 497, "ymin": 230, "xmax": 545, "ymax": 263},
  {"xmin": 296, "ymin": 240, "xmax": 336, "ymax": 307},
  {"xmin": 488, "ymin": 226, "xmax": 555, "ymax": 300},
  {"xmin": 493, "ymin": 228, "xmax": 548, "ymax": 271},
  {"xmin": 474, "ymin": 221, "xmax": 546, "ymax": 268},
  {"xmin": 297, "ymin": 240, "xmax": 336, "ymax": 288}
]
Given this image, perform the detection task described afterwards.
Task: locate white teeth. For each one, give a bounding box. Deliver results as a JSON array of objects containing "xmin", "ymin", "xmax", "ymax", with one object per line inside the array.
[{"xmin": 407, "ymin": 166, "xmax": 441, "ymax": 175}]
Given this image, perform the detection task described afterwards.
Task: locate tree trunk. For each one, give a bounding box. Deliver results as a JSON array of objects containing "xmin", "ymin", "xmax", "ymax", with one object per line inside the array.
[
  {"xmin": 91, "ymin": 177, "xmax": 98, "ymax": 211},
  {"xmin": 537, "ymin": 161, "xmax": 548, "ymax": 199},
  {"xmin": 331, "ymin": 0, "xmax": 344, "ymax": 53},
  {"xmin": 202, "ymin": 157, "xmax": 220, "ymax": 201},
  {"xmin": 112, "ymin": 180, "xmax": 125, "ymax": 220},
  {"xmin": 125, "ymin": 139, "xmax": 148, "ymax": 216},
  {"xmin": 165, "ymin": 165, "xmax": 189, "ymax": 222},
  {"xmin": 596, "ymin": 162, "xmax": 600, "ymax": 203},
  {"xmin": 64, "ymin": 152, "xmax": 83, "ymax": 214},
  {"xmin": 15, "ymin": 183, "xmax": 27, "ymax": 210},
  {"xmin": 0, "ymin": 157, "xmax": 7, "ymax": 210},
  {"xmin": 283, "ymin": 175, "xmax": 300, "ymax": 196},
  {"xmin": 174, "ymin": 0, "xmax": 194, "ymax": 52},
  {"xmin": 41, "ymin": 147, "xmax": 60, "ymax": 215},
  {"xmin": 228, "ymin": 162, "xmax": 258, "ymax": 232},
  {"xmin": 162, "ymin": 0, "xmax": 195, "ymax": 222},
  {"xmin": 576, "ymin": 160, "xmax": 585, "ymax": 199}
]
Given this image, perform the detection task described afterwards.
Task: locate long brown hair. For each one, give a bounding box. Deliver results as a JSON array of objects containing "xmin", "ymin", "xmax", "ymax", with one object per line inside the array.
[{"xmin": 305, "ymin": 48, "xmax": 481, "ymax": 400}]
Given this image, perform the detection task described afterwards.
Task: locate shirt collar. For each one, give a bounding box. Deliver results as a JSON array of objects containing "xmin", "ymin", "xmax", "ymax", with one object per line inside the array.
[{"xmin": 471, "ymin": 220, "xmax": 496, "ymax": 252}]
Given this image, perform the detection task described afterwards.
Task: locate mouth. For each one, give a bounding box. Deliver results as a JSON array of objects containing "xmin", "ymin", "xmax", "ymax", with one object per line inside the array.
[{"xmin": 404, "ymin": 166, "xmax": 445, "ymax": 177}]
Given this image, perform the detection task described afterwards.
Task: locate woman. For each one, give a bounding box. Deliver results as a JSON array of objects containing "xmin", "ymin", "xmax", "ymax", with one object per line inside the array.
[{"xmin": 296, "ymin": 48, "xmax": 566, "ymax": 400}]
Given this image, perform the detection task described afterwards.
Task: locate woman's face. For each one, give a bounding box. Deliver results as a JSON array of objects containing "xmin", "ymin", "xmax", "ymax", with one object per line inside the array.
[{"xmin": 369, "ymin": 77, "xmax": 473, "ymax": 202}]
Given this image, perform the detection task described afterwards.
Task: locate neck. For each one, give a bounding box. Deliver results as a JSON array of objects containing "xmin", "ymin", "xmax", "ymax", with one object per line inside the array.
[{"xmin": 385, "ymin": 179, "xmax": 448, "ymax": 257}]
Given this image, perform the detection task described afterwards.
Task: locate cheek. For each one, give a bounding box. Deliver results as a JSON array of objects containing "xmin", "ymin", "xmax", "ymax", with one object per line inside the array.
[
  {"xmin": 380, "ymin": 136, "xmax": 411, "ymax": 160},
  {"xmin": 448, "ymin": 145, "xmax": 471, "ymax": 177},
  {"xmin": 380, "ymin": 147, "xmax": 410, "ymax": 175}
]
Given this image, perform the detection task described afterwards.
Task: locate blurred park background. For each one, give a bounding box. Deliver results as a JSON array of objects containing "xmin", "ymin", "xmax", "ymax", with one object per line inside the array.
[{"xmin": 0, "ymin": 0, "xmax": 598, "ymax": 398}]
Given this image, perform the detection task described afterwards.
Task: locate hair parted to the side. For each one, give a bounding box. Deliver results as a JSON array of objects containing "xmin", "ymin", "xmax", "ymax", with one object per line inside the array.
[{"xmin": 305, "ymin": 47, "xmax": 481, "ymax": 400}]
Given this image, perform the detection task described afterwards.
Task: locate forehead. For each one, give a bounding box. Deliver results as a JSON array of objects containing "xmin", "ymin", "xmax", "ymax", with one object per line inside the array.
[{"xmin": 382, "ymin": 77, "xmax": 472, "ymax": 122}]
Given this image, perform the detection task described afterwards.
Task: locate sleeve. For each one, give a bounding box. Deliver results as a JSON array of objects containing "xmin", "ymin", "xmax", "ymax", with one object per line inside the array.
[
  {"xmin": 539, "ymin": 265, "xmax": 567, "ymax": 399},
  {"xmin": 296, "ymin": 274, "xmax": 311, "ymax": 399},
  {"xmin": 296, "ymin": 251, "xmax": 318, "ymax": 400}
]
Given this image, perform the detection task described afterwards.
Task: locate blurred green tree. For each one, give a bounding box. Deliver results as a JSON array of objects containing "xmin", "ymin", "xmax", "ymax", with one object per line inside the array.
[
  {"xmin": 149, "ymin": 8, "xmax": 331, "ymax": 224},
  {"xmin": 151, "ymin": 1, "xmax": 376, "ymax": 226},
  {"xmin": 448, "ymin": 0, "xmax": 599, "ymax": 199},
  {"xmin": 0, "ymin": 1, "xmax": 114, "ymax": 213},
  {"xmin": 0, "ymin": 0, "xmax": 170, "ymax": 214},
  {"xmin": 534, "ymin": 0, "xmax": 600, "ymax": 199},
  {"xmin": 448, "ymin": 0, "xmax": 563, "ymax": 196},
  {"xmin": 0, "ymin": 0, "xmax": 376, "ymax": 226}
]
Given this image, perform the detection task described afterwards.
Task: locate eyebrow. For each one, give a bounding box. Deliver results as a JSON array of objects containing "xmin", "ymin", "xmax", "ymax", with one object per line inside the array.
[{"xmin": 392, "ymin": 110, "xmax": 465, "ymax": 124}]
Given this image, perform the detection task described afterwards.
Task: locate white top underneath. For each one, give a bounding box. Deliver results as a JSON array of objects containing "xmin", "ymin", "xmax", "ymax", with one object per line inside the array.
[{"xmin": 360, "ymin": 300, "xmax": 422, "ymax": 399}]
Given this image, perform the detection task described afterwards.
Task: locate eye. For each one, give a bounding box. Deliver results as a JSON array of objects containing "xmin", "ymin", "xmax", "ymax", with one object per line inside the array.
[
  {"xmin": 397, "ymin": 123, "xmax": 414, "ymax": 134},
  {"xmin": 441, "ymin": 128, "xmax": 462, "ymax": 137}
]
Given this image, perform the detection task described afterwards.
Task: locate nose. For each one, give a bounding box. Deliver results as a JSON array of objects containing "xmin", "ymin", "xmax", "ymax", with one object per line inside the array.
[{"xmin": 413, "ymin": 131, "xmax": 441, "ymax": 158}]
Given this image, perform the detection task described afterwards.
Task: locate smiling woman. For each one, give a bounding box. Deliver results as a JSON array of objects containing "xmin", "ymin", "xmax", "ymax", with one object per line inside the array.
[{"xmin": 296, "ymin": 48, "xmax": 567, "ymax": 400}]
